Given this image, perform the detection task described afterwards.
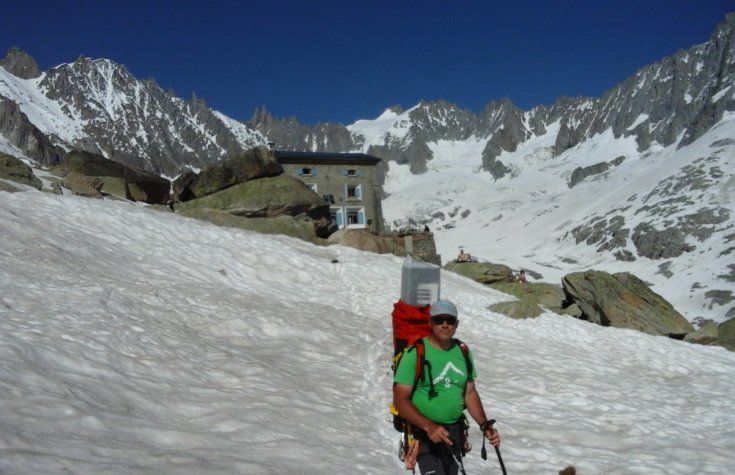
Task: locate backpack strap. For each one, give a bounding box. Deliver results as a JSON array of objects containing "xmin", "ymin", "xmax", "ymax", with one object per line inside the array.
[
  {"xmin": 411, "ymin": 339, "xmax": 427, "ymax": 395},
  {"xmin": 454, "ymin": 338, "xmax": 474, "ymax": 382},
  {"xmin": 413, "ymin": 339, "xmax": 440, "ymax": 400}
]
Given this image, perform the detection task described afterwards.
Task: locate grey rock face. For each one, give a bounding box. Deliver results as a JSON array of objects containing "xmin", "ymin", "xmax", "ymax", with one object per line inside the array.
[
  {"xmin": 478, "ymin": 99, "xmax": 531, "ymax": 178},
  {"xmin": 569, "ymin": 157, "xmax": 625, "ymax": 188},
  {"xmin": 569, "ymin": 162, "xmax": 611, "ymax": 188},
  {"xmin": 249, "ymin": 106, "xmax": 357, "ymax": 153},
  {"xmin": 632, "ymin": 224, "xmax": 695, "ymax": 259},
  {"xmin": 0, "ymin": 48, "xmax": 41, "ymax": 79},
  {"xmin": 0, "ymin": 96, "xmax": 64, "ymax": 164},
  {"xmin": 570, "ymin": 215, "xmax": 629, "ymax": 251}
]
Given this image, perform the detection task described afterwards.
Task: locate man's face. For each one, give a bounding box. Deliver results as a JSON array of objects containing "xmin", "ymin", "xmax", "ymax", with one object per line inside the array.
[{"xmin": 430, "ymin": 314, "xmax": 458, "ymax": 342}]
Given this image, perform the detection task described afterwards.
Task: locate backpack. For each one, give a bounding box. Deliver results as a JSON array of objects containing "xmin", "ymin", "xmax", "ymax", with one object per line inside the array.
[{"xmin": 391, "ymin": 300, "xmax": 431, "ymax": 357}]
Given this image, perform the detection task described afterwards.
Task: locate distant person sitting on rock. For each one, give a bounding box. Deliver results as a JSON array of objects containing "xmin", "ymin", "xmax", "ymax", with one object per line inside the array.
[
  {"xmin": 456, "ymin": 249, "xmax": 472, "ymax": 263},
  {"xmin": 516, "ymin": 269, "xmax": 528, "ymax": 284}
]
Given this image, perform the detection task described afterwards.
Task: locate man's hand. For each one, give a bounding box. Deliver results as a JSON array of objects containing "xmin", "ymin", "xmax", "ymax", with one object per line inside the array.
[
  {"xmin": 426, "ymin": 421, "xmax": 453, "ymax": 444},
  {"xmin": 483, "ymin": 426, "xmax": 501, "ymax": 447}
]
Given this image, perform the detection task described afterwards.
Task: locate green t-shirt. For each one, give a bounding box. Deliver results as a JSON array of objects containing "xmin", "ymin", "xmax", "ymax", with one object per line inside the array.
[{"xmin": 394, "ymin": 338, "xmax": 477, "ymax": 425}]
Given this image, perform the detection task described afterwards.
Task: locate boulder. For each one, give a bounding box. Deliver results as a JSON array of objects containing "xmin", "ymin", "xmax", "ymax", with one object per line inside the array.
[
  {"xmin": 683, "ymin": 321, "xmax": 719, "ymax": 345},
  {"xmin": 0, "ymin": 153, "xmax": 42, "ymax": 189},
  {"xmin": 171, "ymin": 169, "xmax": 197, "ymax": 202},
  {"xmin": 0, "ymin": 180, "xmax": 21, "ymax": 192},
  {"xmin": 561, "ymin": 270, "xmax": 694, "ymax": 337},
  {"xmin": 177, "ymin": 207, "xmax": 323, "ymax": 243},
  {"xmin": 718, "ymin": 318, "xmax": 735, "ymax": 351},
  {"xmin": 327, "ymin": 229, "xmax": 408, "ymax": 256},
  {"xmin": 172, "ymin": 146, "xmax": 283, "ymax": 201},
  {"xmin": 61, "ymin": 172, "xmax": 104, "ymax": 198},
  {"xmin": 58, "ymin": 150, "xmax": 170, "ymax": 204},
  {"xmin": 490, "ymin": 281, "xmax": 580, "ymax": 316},
  {"xmin": 226, "ymin": 146, "xmax": 283, "ymax": 181},
  {"xmin": 444, "ymin": 261, "xmax": 514, "ymax": 285},
  {"xmin": 176, "ymin": 174, "xmax": 335, "ymax": 238}
]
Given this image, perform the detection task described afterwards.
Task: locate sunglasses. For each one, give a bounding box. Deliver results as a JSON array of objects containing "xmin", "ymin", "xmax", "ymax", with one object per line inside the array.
[{"xmin": 431, "ymin": 315, "xmax": 458, "ymax": 326}]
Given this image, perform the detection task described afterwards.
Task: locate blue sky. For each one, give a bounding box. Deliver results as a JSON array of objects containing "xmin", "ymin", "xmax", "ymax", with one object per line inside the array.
[{"xmin": 2, "ymin": 1, "xmax": 733, "ymax": 125}]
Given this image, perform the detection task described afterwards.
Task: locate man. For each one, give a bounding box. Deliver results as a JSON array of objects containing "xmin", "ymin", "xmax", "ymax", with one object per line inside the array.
[{"xmin": 393, "ymin": 299, "xmax": 501, "ymax": 475}]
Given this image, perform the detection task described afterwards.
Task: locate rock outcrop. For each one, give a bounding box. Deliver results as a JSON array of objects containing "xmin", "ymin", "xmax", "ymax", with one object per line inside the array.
[
  {"xmin": 489, "ymin": 281, "xmax": 582, "ymax": 319},
  {"xmin": 717, "ymin": 317, "xmax": 735, "ymax": 351},
  {"xmin": 444, "ymin": 261, "xmax": 514, "ymax": 285},
  {"xmin": 0, "ymin": 153, "xmax": 42, "ymax": 190},
  {"xmin": 172, "ymin": 146, "xmax": 282, "ymax": 201},
  {"xmin": 561, "ymin": 270, "xmax": 694, "ymax": 337},
  {"xmin": 57, "ymin": 150, "xmax": 170, "ymax": 204},
  {"xmin": 176, "ymin": 174, "xmax": 335, "ymax": 239}
]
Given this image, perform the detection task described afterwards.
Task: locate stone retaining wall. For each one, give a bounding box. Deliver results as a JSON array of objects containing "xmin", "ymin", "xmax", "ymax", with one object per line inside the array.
[{"xmin": 384, "ymin": 231, "xmax": 440, "ymax": 265}]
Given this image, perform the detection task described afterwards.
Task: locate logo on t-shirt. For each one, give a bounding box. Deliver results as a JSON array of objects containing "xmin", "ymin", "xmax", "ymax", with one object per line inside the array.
[{"xmin": 433, "ymin": 362, "xmax": 465, "ymax": 388}]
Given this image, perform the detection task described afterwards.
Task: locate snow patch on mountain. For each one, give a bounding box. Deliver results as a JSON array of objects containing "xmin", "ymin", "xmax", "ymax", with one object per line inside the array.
[
  {"xmin": 382, "ymin": 117, "xmax": 735, "ymax": 324},
  {"xmin": 347, "ymin": 106, "xmax": 417, "ymax": 146},
  {"xmin": 213, "ymin": 110, "xmax": 266, "ymax": 146},
  {"xmin": 0, "ymin": 135, "xmax": 25, "ymax": 157},
  {"xmin": 0, "ymin": 67, "xmax": 86, "ymax": 144}
]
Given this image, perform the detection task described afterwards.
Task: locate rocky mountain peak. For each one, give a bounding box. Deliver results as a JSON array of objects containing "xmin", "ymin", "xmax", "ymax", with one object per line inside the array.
[
  {"xmin": 249, "ymin": 105, "xmax": 272, "ymax": 125},
  {"xmin": 0, "ymin": 47, "xmax": 41, "ymax": 79},
  {"xmin": 386, "ymin": 104, "xmax": 404, "ymax": 115},
  {"xmin": 0, "ymin": 51, "xmax": 265, "ymax": 176}
]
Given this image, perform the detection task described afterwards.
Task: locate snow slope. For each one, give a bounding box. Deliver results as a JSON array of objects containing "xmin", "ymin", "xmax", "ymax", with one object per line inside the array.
[{"xmin": 1, "ymin": 189, "xmax": 734, "ymax": 474}]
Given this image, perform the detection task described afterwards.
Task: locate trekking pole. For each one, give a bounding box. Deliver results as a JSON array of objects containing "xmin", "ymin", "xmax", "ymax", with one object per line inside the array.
[
  {"xmin": 494, "ymin": 445, "xmax": 507, "ymax": 475},
  {"xmin": 480, "ymin": 419, "xmax": 508, "ymax": 475},
  {"xmin": 445, "ymin": 441, "xmax": 468, "ymax": 475},
  {"xmin": 450, "ymin": 452, "xmax": 468, "ymax": 475}
]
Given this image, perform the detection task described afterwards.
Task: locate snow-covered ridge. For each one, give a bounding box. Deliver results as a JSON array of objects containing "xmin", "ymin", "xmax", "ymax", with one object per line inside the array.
[
  {"xmin": 347, "ymin": 106, "xmax": 417, "ymax": 147},
  {"xmin": 214, "ymin": 110, "xmax": 267, "ymax": 146},
  {"xmin": 2, "ymin": 55, "xmax": 265, "ymax": 175}
]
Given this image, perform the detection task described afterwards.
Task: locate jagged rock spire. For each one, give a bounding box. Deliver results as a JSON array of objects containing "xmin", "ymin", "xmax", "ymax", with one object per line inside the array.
[{"xmin": 0, "ymin": 47, "xmax": 41, "ymax": 79}]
